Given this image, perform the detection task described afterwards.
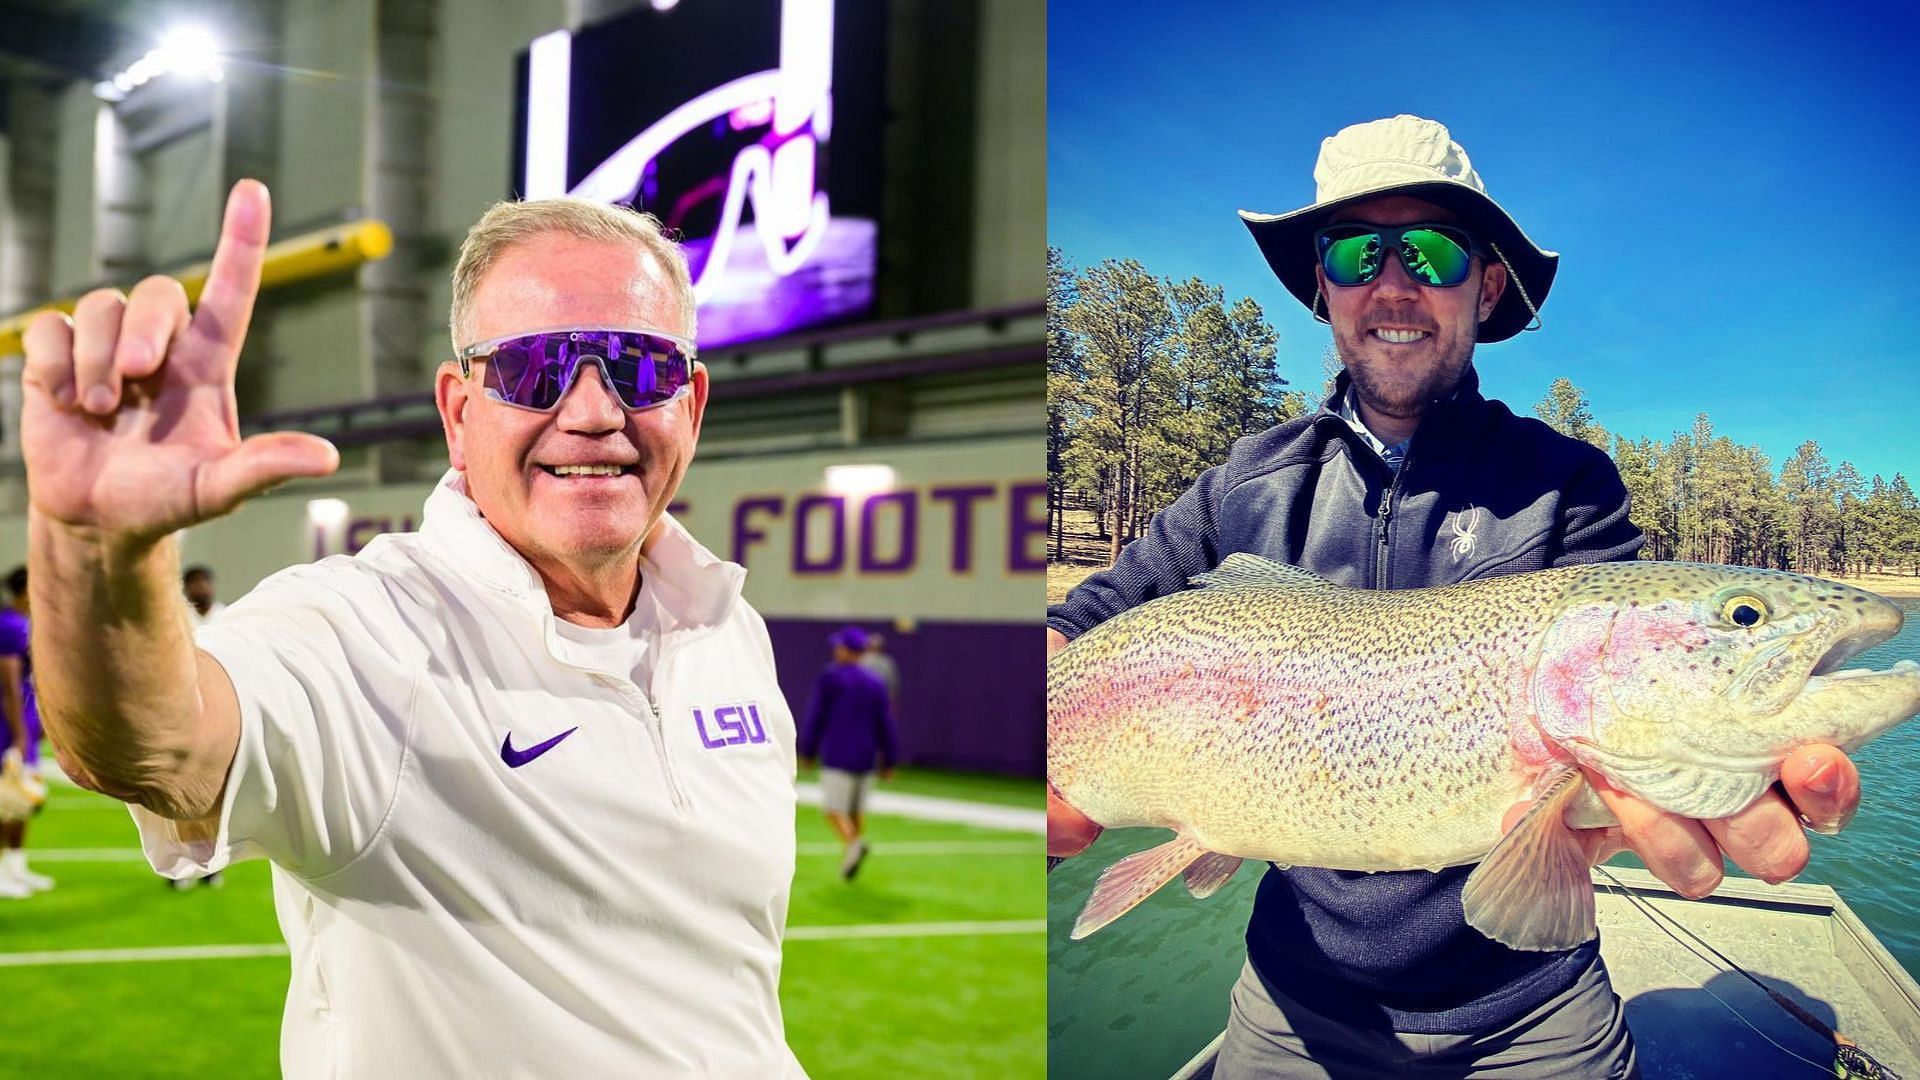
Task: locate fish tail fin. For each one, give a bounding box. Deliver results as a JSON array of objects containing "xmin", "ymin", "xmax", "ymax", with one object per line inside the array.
[
  {"xmin": 1461, "ymin": 767, "xmax": 1597, "ymax": 951},
  {"xmin": 1183, "ymin": 851, "xmax": 1245, "ymax": 898},
  {"xmin": 1070, "ymin": 836, "xmax": 1210, "ymax": 939}
]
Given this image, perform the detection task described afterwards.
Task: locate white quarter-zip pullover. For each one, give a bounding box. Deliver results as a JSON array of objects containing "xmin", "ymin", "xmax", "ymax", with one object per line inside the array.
[{"xmin": 132, "ymin": 470, "xmax": 806, "ymax": 1078}]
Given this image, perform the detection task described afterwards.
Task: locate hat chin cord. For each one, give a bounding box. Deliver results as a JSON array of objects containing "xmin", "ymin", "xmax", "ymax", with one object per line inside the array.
[
  {"xmin": 1311, "ymin": 244, "xmax": 1543, "ymax": 333},
  {"xmin": 1486, "ymin": 242, "xmax": 1543, "ymax": 332}
]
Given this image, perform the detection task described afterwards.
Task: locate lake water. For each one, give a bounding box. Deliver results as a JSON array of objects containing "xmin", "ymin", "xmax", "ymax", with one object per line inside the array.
[
  {"xmin": 1047, "ymin": 598, "xmax": 1920, "ymax": 1079},
  {"xmin": 1796, "ymin": 598, "xmax": 1920, "ymax": 974}
]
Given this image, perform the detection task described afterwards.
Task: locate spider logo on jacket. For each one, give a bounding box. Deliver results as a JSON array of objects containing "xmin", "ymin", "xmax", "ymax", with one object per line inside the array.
[{"xmin": 1448, "ymin": 506, "xmax": 1481, "ymax": 561}]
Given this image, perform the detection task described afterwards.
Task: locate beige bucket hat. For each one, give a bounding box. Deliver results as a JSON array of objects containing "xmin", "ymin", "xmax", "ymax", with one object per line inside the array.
[{"xmin": 1239, "ymin": 114, "xmax": 1556, "ymax": 343}]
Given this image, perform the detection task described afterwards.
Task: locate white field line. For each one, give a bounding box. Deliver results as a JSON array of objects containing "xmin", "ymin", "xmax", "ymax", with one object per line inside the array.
[
  {"xmin": 46, "ymin": 763, "xmax": 1045, "ymax": 835},
  {"xmin": 38, "ymin": 760, "xmax": 77, "ymax": 786},
  {"xmin": 0, "ymin": 944, "xmax": 291, "ymax": 967},
  {"xmin": 794, "ymin": 840, "xmax": 1036, "ymax": 856},
  {"xmin": 784, "ymin": 919, "xmax": 1047, "ymax": 941},
  {"xmin": 0, "ymin": 921, "xmax": 1047, "ymax": 967},
  {"xmin": 794, "ymin": 783, "xmax": 1044, "ymax": 835}
]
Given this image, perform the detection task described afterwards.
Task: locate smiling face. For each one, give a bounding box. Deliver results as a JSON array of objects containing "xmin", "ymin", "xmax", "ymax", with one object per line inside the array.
[
  {"xmin": 1317, "ymin": 195, "xmax": 1506, "ymax": 425},
  {"xmin": 435, "ymin": 231, "xmax": 708, "ymax": 583}
]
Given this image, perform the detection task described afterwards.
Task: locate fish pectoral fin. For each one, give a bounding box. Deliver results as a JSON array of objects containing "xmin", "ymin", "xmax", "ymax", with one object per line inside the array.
[
  {"xmin": 1070, "ymin": 835, "xmax": 1212, "ymax": 940},
  {"xmin": 1183, "ymin": 851, "xmax": 1245, "ymax": 899},
  {"xmin": 1189, "ymin": 554, "xmax": 1337, "ymax": 592},
  {"xmin": 1562, "ymin": 784, "xmax": 1618, "ymax": 830},
  {"xmin": 1460, "ymin": 767, "xmax": 1597, "ymax": 952}
]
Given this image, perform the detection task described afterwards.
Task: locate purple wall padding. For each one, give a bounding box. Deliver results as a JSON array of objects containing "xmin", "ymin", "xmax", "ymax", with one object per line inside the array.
[{"xmin": 765, "ymin": 618, "xmax": 1043, "ymax": 777}]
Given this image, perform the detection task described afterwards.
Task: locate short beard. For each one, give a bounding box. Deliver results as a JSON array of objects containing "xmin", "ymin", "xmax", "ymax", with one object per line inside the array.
[{"xmin": 1333, "ymin": 327, "xmax": 1476, "ymax": 421}]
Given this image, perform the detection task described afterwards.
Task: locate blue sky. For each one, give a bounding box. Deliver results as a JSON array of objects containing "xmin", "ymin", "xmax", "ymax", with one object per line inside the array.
[{"xmin": 1049, "ymin": 1, "xmax": 1920, "ymax": 485}]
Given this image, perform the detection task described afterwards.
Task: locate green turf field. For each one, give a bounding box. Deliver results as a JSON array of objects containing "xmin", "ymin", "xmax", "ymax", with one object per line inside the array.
[
  {"xmin": 1, "ymin": 772, "xmax": 1044, "ymax": 1078},
  {"xmin": 798, "ymin": 763, "xmax": 1048, "ymax": 809}
]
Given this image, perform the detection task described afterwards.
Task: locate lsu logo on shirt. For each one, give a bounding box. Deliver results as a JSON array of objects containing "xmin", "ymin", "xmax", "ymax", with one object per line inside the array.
[{"xmin": 693, "ymin": 702, "xmax": 767, "ymax": 749}]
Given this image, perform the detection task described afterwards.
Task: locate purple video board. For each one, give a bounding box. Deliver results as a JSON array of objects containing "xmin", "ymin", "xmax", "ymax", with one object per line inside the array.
[{"xmin": 512, "ymin": 0, "xmax": 885, "ymax": 347}]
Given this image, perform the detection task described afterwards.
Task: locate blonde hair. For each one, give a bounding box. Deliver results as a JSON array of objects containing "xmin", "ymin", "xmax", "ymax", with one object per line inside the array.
[{"xmin": 449, "ymin": 197, "xmax": 696, "ymax": 349}]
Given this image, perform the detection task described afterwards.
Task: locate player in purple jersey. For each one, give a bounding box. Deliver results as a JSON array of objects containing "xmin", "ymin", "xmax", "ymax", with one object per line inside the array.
[
  {"xmin": 0, "ymin": 566, "xmax": 52, "ymax": 897},
  {"xmin": 800, "ymin": 626, "xmax": 901, "ymax": 881}
]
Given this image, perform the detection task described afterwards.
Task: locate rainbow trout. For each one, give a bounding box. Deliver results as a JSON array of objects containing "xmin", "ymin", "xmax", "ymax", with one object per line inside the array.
[{"xmin": 1049, "ymin": 556, "xmax": 1920, "ymax": 949}]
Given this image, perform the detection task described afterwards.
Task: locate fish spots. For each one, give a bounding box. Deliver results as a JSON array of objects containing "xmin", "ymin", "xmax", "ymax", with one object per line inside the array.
[
  {"xmin": 1231, "ymin": 685, "xmax": 1266, "ymax": 721},
  {"xmin": 1641, "ymin": 614, "xmax": 1709, "ymax": 651}
]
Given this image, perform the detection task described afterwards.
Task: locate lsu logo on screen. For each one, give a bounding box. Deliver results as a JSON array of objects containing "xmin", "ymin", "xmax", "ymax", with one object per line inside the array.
[{"xmin": 693, "ymin": 703, "xmax": 767, "ymax": 749}]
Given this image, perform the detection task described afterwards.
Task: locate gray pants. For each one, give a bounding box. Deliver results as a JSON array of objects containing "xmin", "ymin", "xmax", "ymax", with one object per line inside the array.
[{"xmin": 1214, "ymin": 955, "xmax": 1638, "ymax": 1079}]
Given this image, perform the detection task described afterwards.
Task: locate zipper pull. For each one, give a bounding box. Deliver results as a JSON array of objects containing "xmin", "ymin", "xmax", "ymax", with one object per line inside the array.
[
  {"xmin": 1380, "ymin": 487, "xmax": 1394, "ymax": 522},
  {"xmin": 641, "ymin": 697, "xmax": 690, "ymax": 815}
]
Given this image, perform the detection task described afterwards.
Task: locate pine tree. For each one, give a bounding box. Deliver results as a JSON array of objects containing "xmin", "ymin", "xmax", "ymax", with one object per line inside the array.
[
  {"xmin": 1056, "ymin": 259, "xmax": 1175, "ymax": 564},
  {"xmin": 1531, "ymin": 378, "xmax": 1611, "ymax": 452},
  {"xmin": 1045, "ymin": 247, "xmax": 1082, "ymax": 559},
  {"xmin": 1048, "ymin": 259, "xmax": 1298, "ymax": 566},
  {"xmin": 1780, "ymin": 441, "xmax": 1837, "ymax": 573}
]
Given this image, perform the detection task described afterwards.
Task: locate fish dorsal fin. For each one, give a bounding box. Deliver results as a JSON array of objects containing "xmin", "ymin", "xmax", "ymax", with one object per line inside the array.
[{"xmin": 1190, "ymin": 554, "xmax": 1336, "ymax": 592}]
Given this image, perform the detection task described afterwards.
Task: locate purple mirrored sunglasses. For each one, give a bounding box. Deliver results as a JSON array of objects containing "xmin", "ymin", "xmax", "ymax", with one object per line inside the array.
[{"xmin": 456, "ymin": 327, "xmax": 695, "ymax": 412}]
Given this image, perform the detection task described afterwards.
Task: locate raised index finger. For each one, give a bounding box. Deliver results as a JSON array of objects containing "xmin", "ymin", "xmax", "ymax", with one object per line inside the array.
[{"xmin": 189, "ymin": 179, "xmax": 272, "ymax": 358}]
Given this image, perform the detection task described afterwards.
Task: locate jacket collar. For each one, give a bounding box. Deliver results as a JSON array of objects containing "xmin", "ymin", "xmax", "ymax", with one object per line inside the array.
[
  {"xmin": 1316, "ymin": 365, "xmax": 1485, "ymax": 436},
  {"xmin": 420, "ymin": 469, "xmax": 746, "ymax": 633}
]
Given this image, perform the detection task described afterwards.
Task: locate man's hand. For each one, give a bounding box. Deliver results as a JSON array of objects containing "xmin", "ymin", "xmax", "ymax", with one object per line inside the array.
[
  {"xmin": 1044, "ymin": 628, "xmax": 1103, "ymax": 857},
  {"xmin": 1507, "ymin": 744, "xmax": 1861, "ymax": 899},
  {"xmin": 1048, "ymin": 786, "xmax": 1102, "ymax": 858},
  {"xmin": 21, "ymin": 180, "xmax": 338, "ymax": 542}
]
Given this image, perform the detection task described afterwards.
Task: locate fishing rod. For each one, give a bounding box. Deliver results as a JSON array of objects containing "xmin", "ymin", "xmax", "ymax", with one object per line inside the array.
[{"xmin": 1594, "ymin": 865, "xmax": 1906, "ymax": 1080}]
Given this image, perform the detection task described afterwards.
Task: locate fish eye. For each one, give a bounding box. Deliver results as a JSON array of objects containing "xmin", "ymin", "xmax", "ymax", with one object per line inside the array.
[{"xmin": 1721, "ymin": 596, "xmax": 1767, "ymax": 627}]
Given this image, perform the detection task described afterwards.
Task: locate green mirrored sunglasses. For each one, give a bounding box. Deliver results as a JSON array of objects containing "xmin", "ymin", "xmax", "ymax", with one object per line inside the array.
[{"xmin": 1314, "ymin": 223, "xmax": 1476, "ymax": 288}]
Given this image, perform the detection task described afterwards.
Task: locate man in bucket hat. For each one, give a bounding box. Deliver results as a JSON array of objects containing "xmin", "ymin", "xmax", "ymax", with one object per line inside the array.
[{"xmin": 1047, "ymin": 115, "xmax": 1862, "ymax": 1076}]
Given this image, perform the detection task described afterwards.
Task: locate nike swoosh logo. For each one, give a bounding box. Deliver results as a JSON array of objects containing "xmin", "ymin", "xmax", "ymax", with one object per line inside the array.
[{"xmin": 500, "ymin": 727, "xmax": 579, "ymax": 768}]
